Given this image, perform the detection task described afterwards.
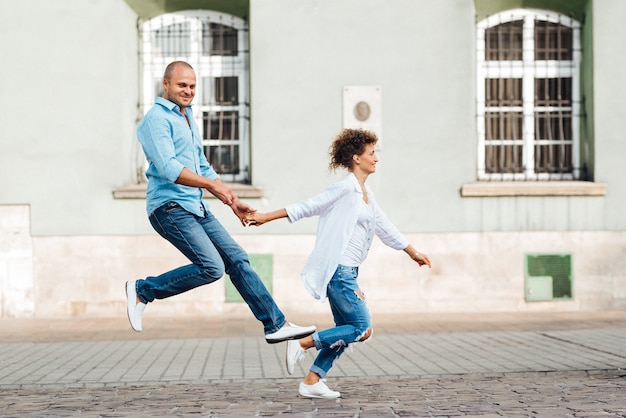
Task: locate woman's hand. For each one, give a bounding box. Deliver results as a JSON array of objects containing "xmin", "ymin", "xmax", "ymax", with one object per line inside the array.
[
  {"xmin": 403, "ymin": 245, "xmax": 432, "ymax": 268},
  {"xmin": 244, "ymin": 211, "xmax": 268, "ymax": 226},
  {"xmin": 412, "ymin": 252, "xmax": 432, "ymax": 268},
  {"xmin": 244, "ymin": 209, "xmax": 287, "ymax": 227}
]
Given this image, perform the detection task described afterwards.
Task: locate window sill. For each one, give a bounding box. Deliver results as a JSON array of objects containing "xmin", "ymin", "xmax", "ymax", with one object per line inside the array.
[
  {"xmin": 112, "ymin": 182, "xmax": 264, "ymax": 199},
  {"xmin": 461, "ymin": 181, "xmax": 607, "ymax": 197}
]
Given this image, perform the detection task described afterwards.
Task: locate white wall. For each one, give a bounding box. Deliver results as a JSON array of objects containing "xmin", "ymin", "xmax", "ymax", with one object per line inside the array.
[
  {"xmin": 248, "ymin": 0, "xmax": 476, "ymax": 235},
  {"xmin": 593, "ymin": 0, "xmax": 626, "ymax": 225},
  {"xmin": 0, "ymin": 0, "xmax": 147, "ymax": 236},
  {"xmin": 0, "ymin": 206, "xmax": 34, "ymax": 317},
  {"xmin": 247, "ymin": 0, "xmax": 626, "ymax": 236}
]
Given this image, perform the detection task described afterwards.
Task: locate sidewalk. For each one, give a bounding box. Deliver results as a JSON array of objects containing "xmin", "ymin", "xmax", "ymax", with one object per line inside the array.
[{"xmin": 1, "ymin": 311, "xmax": 625, "ymax": 417}]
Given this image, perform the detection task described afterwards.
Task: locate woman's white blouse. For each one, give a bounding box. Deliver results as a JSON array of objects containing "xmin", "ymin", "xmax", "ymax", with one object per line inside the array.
[
  {"xmin": 286, "ymin": 173, "xmax": 409, "ymax": 301},
  {"xmin": 339, "ymin": 198, "xmax": 374, "ymax": 267}
]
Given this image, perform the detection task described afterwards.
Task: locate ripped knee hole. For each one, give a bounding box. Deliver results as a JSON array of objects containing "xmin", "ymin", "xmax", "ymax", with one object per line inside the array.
[{"xmin": 359, "ymin": 327, "xmax": 372, "ymax": 342}]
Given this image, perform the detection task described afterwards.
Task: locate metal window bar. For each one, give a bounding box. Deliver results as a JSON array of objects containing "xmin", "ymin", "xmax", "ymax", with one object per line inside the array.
[
  {"xmin": 534, "ymin": 17, "xmax": 575, "ymax": 178},
  {"xmin": 484, "ymin": 19, "xmax": 524, "ymax": 176},
  {"xmin": 153, "ymin": 22, "xmax": 191, "ymax": 57},
  {"xmin": 477, "ymin": 10, "xmax": 582, "ymax": 181},
  {"xmin": 204, "ymin": 22, "xmax": 238, "ymax": 56}
]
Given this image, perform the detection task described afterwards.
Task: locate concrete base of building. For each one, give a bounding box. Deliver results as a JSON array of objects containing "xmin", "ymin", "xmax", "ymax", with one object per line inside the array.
[{"xmin": 2, "ymin": 205, "xmax": 625, "ymax": 318}]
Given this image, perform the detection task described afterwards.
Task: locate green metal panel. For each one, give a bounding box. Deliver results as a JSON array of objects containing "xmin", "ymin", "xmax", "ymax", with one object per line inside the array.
[
  {"xmin": 225, "ymin": 254, "xmax": 273, "ymax": 303},
  {"xmin": 525, "ymin": 253, "xmax": 573, "ymax": 301},
  {"xmin": 525, "ymin": 276, "xmax": 553, "ymax": 301}
]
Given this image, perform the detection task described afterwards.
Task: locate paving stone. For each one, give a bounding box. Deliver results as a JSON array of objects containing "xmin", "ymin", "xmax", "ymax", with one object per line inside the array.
[{"xmin": 1, "ymin": 313, "xmax": 625, "ymax": 416}]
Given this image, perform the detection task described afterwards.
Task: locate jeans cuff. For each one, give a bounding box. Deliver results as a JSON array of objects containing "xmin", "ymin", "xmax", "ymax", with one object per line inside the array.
[
  {"xmin": 135, "ymin": 280, "xmax": 150, "ymax": 304},
  {"xmin": 265, "ymin": 320, "xmax": 287, "ymax": 335},
  {"xmin": 312, "ymin": 332, "xmax": 323, "ymax": 350},
  {"xmin": 309, "ymin": 364, "xmax": 326, "ymax": 379}
]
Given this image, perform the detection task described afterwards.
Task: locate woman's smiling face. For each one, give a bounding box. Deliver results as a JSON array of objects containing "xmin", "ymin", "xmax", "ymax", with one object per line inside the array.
[{"xmin": 354, "ymin": 143, "xmax": 378, "ymax": 174}]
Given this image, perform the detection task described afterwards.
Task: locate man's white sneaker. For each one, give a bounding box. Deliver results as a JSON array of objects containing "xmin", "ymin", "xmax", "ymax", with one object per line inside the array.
[
  {"xmin": 265, "ymin": 322, "xmax": 316, "ymax": 344},
  {"xmin": 286, "ymin": 339, "xmax": 306, "ymax": 375},
  {"xmin": 125, "ymin": 280, "xmax": 146, "ymax": 332},
  {"xmin": 298, "ymin": 380, "xmax": 341, "ymax": 399}
]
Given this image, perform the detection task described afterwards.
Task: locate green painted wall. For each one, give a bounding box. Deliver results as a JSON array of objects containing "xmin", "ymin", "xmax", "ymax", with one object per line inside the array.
[
  {"xmin": 582, "ymin": 0, "xmax": 595, "ymax": 180},
  {"xmin": 124, "ymin": 0, "xmax": 249, "ymax": 20},
  {"xmin": 474, "ymin": 0, "xmax": 588, "ymax": 21}
]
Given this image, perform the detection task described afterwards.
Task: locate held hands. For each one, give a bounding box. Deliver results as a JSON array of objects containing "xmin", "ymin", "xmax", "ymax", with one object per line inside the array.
[
  {"xmin": 244, "ymin": 209, "xmax": 285, "ymax": 227},
  {"xmin": 223, "ymin": 198, "xmax": 270, "ymax": 228},
  {"xmin": 205, "ymin": 180, "xmax": 254, "ymax": 226},
  {"xmin": 229, "ymin": 198, "xmax": 256, "ymax": 226},
  {"xmin": 243, "ymin": 211, "xmax": 268, "ymax": 227}
]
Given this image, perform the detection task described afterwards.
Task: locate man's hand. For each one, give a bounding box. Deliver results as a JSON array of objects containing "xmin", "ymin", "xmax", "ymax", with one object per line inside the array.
[
  {"xmin": 210, "ymin": 182, "xmax": 235, "ymax": 206},
  {"xmin": 229, "ymin": 198, "xmax": 256, "ymax": 226}
]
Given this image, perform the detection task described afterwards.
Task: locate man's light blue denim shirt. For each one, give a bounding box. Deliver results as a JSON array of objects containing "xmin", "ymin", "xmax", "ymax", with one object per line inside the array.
[{"xmin": 137, "ymin": 97, "xmax": 219, "ymax": 217}]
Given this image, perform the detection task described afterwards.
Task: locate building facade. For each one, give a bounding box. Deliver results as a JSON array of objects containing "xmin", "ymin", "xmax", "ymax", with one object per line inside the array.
[{"xmin": 0, "ymin": 0, "xmax": 624, "ymax": 318}]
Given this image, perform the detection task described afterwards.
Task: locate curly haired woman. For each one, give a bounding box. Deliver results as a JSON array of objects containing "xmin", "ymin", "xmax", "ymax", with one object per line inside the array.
[{"xmin": 247, "ymin": 128, "xmax": 431, "ymax": 398}]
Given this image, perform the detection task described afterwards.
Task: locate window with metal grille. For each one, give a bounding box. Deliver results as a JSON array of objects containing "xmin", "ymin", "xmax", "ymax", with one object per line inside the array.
[
  {"xmin": 140, "ymin": 11, "xmax": 250, "ymax": 183},
  {"xmin": 476, "ymin": 10, "xmax": 582, "ymax": 181}
]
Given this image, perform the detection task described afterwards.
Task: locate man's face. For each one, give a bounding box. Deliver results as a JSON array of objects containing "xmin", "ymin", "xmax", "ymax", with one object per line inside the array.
[{"xmin": 163, "ymin": 65, "xmax": 196, "ymax": 111}]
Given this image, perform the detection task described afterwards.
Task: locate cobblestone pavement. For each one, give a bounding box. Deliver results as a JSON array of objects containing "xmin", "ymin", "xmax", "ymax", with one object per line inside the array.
[{"xmin": 0, "ymin": 311, "xmax": 625, "ymax": 417}]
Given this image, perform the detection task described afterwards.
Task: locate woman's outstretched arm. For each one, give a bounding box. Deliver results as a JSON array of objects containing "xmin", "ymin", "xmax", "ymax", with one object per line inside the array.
[{"xmin": 246, "ymin": 208, "xmax": 288, "ymax": 226}]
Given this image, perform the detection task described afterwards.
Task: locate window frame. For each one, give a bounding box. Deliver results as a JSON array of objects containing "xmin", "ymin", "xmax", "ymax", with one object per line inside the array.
[
  {"xmin": 476, "ymin": 9, "xmax": 582, "ymax": 182},
  {"xmin": 140, "ymin": 10, "xmax": 251, "ymax": 183}
]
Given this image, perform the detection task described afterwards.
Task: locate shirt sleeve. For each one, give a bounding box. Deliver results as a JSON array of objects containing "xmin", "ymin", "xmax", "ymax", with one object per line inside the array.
[
  {"xmin": 373, "ymin": 201, "xmax": 409, "ymax": 250},
  {"xmin": 137, "ymin": 114, "xmax": 185, "ymax": 183},
  {"xmin": 198, "ymin": 148, "xmax": 219, "ymax": 180},
  {"xmin": 286, "ymin": 181, "xmax": 348, "ymax": 223},
  {"xmin": 191, "ymin": 115, "xmax": 219, "ymax": 181}
]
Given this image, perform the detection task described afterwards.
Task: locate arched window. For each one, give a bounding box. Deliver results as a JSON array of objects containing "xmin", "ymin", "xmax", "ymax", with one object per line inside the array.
[
  {"xmin": 476, "ymin": 9, "xmax": 582, "ymax": 181},
  {"xmin": 141, "ymin": 11, "xmax": 250, "ymax": 183}
]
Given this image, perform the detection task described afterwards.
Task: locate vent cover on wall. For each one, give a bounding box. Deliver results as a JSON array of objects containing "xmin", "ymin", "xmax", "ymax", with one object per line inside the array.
[
  {"xmin": 225, "ymin": 254, "xmax": 273, "ymax": 303},
  {"xmin": 525, "ymin": 253, "xmax": 573, "ymax": 302}
]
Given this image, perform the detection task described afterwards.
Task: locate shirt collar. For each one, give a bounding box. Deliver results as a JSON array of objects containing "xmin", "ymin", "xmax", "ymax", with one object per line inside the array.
[
  {"xmin": 347, "ymin": 172, "xmax": 364, "ymax": 193},
  {"xmin": 155, "ymin": 97, "xmax": 193, "ymax": 115}
]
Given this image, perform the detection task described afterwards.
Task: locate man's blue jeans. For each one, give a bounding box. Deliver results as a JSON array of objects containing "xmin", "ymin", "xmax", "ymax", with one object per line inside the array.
[
  {"xmin": 135, "ymin": 201, "xmax": 286, "ymax": 334},
  {"xmin": 310, "ymin": 265, "xmax": 372, "ymax": 378}
]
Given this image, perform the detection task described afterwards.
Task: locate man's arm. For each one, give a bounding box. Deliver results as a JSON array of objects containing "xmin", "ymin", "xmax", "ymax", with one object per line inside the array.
[
  {"xmin": 176, "ymin": 167, "xmax": 256, "ymax": 225},
  {"xmin": 176, "ymin": 167, "xmax": 234, "ymax": 205}
]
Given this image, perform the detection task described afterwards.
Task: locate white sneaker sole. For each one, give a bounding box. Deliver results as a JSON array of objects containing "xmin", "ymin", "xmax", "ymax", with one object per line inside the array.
[
  {"xmin": 125, "ymin": 281, "xmax": 142, "ymax": 332},
  {"xmin": 265, "ymin": 326, "xmax": 316, "ymax": 344}
]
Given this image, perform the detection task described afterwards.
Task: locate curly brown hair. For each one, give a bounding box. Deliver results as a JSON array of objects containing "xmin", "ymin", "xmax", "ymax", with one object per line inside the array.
[{"xmin": 329, "ymin": 129, "xmax": 378, "ymax": 171}]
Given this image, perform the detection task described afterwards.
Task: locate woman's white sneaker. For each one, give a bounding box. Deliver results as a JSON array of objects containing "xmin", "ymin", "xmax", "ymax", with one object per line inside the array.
[{"xmin": 298, "ymin": 380, "xmax": 341, "ymax": 399}]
